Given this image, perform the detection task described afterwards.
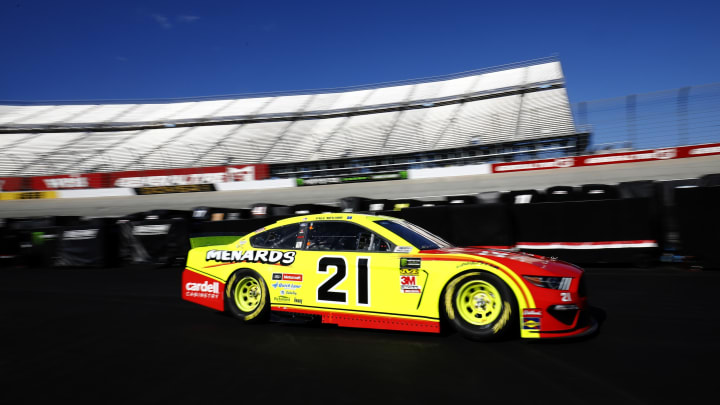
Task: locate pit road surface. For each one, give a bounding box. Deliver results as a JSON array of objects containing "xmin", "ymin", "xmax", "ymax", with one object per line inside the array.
[{"xmin": 1, "ymin": 263, "xmax": 718, "ymax": 404}]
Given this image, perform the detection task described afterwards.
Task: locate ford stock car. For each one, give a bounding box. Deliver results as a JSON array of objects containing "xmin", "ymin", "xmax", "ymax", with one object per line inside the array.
[{"xmin": 182, "ymin": 213, "xmax": 597, "ymax": 341}]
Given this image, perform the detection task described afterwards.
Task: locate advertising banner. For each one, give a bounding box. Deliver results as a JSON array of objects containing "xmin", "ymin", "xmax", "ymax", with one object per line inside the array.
[
  {"xmin": 491, "ymin": 142, "xmax": 720, "ymax": 174},
  {"xmin": 30, "ymin": 173, "xmax": 105, "ymax": 190},
  {"xmin": 110, "ymin": 164, "xmax": 267, "ymax": 188},
  {"xmin": 17, "ymin": 164, "xmax": 269, "ymax": 191},
  {"xmin": 296, "ymin": 171, "xmax": 408, "ymax": 186},
  {"xmin": 0, "ymin": 177, "xmax": 26, "ymax": 192}
]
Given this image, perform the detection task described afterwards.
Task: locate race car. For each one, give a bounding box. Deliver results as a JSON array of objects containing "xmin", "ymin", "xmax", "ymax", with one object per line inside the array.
[{"xmin": 182, "ymin": 213, "xmax": 597, "ymax": 341}]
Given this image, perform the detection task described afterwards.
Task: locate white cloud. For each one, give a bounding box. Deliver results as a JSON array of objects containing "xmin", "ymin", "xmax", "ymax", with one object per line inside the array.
[
  {"xmin": 177, "ymin": 15, "xmax": 200, "ymax": 23},
  {"xmin": 152, "ymin": 14, "xmax": 172, "ymax": 29}
]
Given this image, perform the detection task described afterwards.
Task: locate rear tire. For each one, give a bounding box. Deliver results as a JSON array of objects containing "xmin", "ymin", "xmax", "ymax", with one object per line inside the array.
[
  {"xmin": 443, "ymin": 272, "xmax": 517, "ymax": 341},
  {"xmin": 225, "ymin": 269, "xmax": 270, "ymax": 323}
]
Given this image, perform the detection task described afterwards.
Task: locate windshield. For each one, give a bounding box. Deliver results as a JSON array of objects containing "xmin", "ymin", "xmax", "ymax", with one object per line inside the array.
[{"xmin": 374, "ymin": 220, "xmax": 453, "ymax": 250}]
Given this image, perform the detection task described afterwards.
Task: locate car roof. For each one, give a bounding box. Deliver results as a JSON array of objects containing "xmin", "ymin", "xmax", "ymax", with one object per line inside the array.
[{"xmin": 272, "ymin": 212, "xmax": 400, "ymax": 226}]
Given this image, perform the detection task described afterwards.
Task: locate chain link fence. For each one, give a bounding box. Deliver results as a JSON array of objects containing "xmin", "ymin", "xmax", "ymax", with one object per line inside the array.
[{"xmin": 573, "ymin": 83, "xmax": 720, "ymax": 153}]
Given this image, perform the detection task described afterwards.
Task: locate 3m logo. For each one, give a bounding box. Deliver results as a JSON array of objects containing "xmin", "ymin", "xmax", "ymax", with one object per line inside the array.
[{"xmin": 400, "ymin": 275, "xmax": 421, "ymax": 294}]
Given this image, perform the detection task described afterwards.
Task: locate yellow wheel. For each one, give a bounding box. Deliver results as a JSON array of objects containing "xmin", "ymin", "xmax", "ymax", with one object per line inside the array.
[
  {"xmin": 455, "ymin": 279, "xmax": 503, "ymax": 326},
  {"xmin": 225, "ymin": 269, "xmax": 269, "ymax": 323},
  {"xmin": 443, "ymin": 272, "xmax": 517, "ymax": 341}
]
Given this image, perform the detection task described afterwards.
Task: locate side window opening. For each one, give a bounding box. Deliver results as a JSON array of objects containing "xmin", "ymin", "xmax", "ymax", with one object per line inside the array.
[
  {"xmin": 250, "ymin": 224, "xmax": 300, "ymax": 249},
  {"xmin": 306, "ymin": 221, "xmax": 392, "ymax": 252}
]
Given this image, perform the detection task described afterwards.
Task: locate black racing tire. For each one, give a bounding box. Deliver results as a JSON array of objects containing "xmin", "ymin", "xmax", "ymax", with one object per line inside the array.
[
  {"xmin": 224, "ymin": 269, "xmax": 270, "ymax": 323},
  {"xmin": 442, "ymin": 272, "xmax": 518, "ymax": 341}
]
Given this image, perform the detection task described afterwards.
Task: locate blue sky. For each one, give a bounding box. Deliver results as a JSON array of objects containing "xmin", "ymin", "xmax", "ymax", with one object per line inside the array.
[{"xmin": 1, "ymin": 0, "xmax": 719, "ymax": 105}]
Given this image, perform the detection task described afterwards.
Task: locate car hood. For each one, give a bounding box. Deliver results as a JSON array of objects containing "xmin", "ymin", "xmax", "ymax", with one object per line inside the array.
[{"xmin": 419, "ymin": 247, "xmax": 584, "ymax": 277}]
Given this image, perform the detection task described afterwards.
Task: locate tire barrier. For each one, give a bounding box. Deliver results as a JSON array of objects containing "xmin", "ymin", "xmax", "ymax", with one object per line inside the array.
[
  {"xmin": 0, "ymin": 216, "xmax": 81, "ymax": 268},
  {"xmin": 2, "ymin": 173, "xmax": 719, "ymax": 269},
  {"xmin": 54, "ymin": 218, "xmax": 119, "ymax": 268},
  {"xmin": 512, "ymin": 198, "xmax": 661, "ymax": 265},
  {"xmin": 118, "ymin": 218, "xmax": 190, "ymax": 267},
  {"xmin": 545, "ymin": 185, "xmax": 580, "ymax": 202},
  {"xmin": 675, "ymin": 186, "xmax": 720, "ymax": 268}
]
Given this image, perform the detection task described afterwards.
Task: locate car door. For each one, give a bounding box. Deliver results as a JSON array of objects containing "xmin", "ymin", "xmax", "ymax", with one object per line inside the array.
[{"xmin": 295, "ymin": 220, "xmax": 428, "ymax": 317}]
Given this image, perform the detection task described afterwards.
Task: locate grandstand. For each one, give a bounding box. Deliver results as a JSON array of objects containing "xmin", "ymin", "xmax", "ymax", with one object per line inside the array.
[{"xmin": 0, "ymin": 56, "xmax": 585, "ymax": 179}]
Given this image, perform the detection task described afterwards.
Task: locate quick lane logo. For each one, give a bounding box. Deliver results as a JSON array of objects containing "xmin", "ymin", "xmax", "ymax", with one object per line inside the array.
[
  {"xmin": 206, "ymin": 250, "xmax": 296, "ymax": 265},
  {"xmin": 271, "ymin": 282, "xmax": 301, "ymax": 290}
]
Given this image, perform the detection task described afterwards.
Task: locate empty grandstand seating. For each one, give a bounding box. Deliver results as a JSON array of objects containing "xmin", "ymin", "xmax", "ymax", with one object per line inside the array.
[{"xmin": 0, "ymin": 58, "xmax": 579, "ymax": 178}]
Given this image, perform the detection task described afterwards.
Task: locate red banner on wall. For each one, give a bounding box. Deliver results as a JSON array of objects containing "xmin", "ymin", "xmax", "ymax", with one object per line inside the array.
[
  {"xmin": 30, "ymin": 174, "xmax": 105, "ymax": 190},
  {"xmin": 108, "ymin": 164, "xmax": 267, "ymax": 188},
  {"xmin": 0, "ymin": 177, "xmax": 25, "ymax": 192},
  {"xmin": 491, "ymin": 143, "xmax": 720, "ymax": 173},
  {"xmin": 16, "ymin": 164, "xmax": 269, "ymax": 191}
]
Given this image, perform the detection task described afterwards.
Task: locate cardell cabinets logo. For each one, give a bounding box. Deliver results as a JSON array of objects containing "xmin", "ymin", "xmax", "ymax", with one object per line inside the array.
[
  {"xmin": 185, "ymin": 281, "xmax": 220, "ymax": 294},
  {"xmin": 184, "ymin": 281, "xmax": 222, "ymax": 300}
]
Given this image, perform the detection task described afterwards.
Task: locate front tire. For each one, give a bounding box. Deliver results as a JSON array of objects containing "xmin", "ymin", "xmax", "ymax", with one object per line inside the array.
[
  {"xmin": 225, "ymin": 269, "xmax": 270, "ymax": 323},
  {"xmin": 443, "ymin": 272, "xmax": 517, "ymax": 341}
]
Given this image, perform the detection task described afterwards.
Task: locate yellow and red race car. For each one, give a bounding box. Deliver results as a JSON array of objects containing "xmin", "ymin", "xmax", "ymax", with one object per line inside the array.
[{"xmin": 182, "ymin": 213, "xmax": 597, "ymax": 340}]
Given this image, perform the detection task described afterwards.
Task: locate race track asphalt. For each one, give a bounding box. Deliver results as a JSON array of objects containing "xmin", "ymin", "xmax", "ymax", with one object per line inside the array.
[{"xmin": 1, "ymin": 262, "xmax": 718, "ymax": 404}]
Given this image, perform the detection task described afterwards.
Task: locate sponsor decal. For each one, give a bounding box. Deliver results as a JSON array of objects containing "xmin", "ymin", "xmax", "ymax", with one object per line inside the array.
[
  {"xmin": 182, "ymin": 271, "xmax": 224, "ymax": 311},
  {"xmin": 311, "ymin": 215, "xmax": 344, "ymax": 221},
  {"xmin": 272, "ymin": 273, "xmax": 303, "ymax": 282},
  {"xmin": 0, "ymin": 191, "xmax": 57, "ymax": 200},
  {"xmin": 132, "ymin": 224, "xmax": 171, "ymax": 236},
  {"xmin": 394, "ymin": 246, "xmax": 413, "ymax": 253},
  {"xmin": 205, "ymin": 249, "xmax": 296, "ymax": 265},
  {"xmin": 251, "ymin": 206, "xmax": 267, "ymax": 216},
  {"xmin": 293, "ymin": 298, "xmax": 303, "ymax": 304},
  {"xmin": 62, "ymin": 229, "xmax": 99, "ymax": 240},
  {"xmin": 43, "ymin": 176, "xmax": 89, "ymax": 189},
  {"xmin": 689, "ymin": 145, "xmax": 720, "ymax": 155},
  {"xmin": 583, "ymin": 148, "xmax": 676, "ymax": 165},
  {"xmin": 494, "ymin": 158, "xmax": 576, "ymax": 173},
  {"xmin": 274, "ymin": 296, "xmax": 291, "ymax": 303},
  {"xmin": 185, "ymin": 280, "xmax": 221, "ymax": 295},
  {"xmin": 112, "ymin": 165, "xmax": 261, "ymax": 188},
  {"xmin": 297, "ymin": 171, "xmax": 408, "ymax": 186},
  {"xmin": 135, "ymin": 184, "xmax": 216, "ymax": 195},
  {"xmin": 523, "ymin": 308, "xmax": 543, "ymax": 330},
  {"xmin": 399, "ymin": 268, "xmax": 420, "ymax": 276},
  {"xmin": 271, "ymin": 282, "xmax": 302, "ymax": 290},
  {"xmin": 400, "ymin": 257, "xmax": 421, "ymax": 269},
  {"xmin": 400, "ymin": 275, "xmax": 422, "ymax": 294}
]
